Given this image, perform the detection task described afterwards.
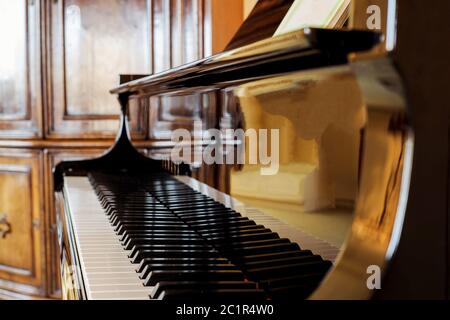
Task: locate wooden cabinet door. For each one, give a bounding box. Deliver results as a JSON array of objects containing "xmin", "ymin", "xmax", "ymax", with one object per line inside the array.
[
  {"xmin": 0, "ymin": 0, "xmax": 42, "ymax": 138},
  {"xmin": 46, "ymin": 0, "xmax": 152, "ymax": 139},
  {"xmin": 0, "ymin": 150, "xmax": 44, "ymax": 297}
]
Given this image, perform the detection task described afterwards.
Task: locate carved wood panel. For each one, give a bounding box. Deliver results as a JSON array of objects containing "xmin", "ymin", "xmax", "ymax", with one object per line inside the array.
[
  {"xmin": 0, "ymin": 0, "xmax": 43, "ymax": 138},
  {"xmin": 0, "ymin": 149, "xmax": 44, "ymax": 296}
]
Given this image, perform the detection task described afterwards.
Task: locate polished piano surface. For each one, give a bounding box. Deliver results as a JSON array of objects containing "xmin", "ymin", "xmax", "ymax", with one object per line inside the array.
[{"xmin": 54, "ymin": 0, "xmax": 415, "ymax": 301}]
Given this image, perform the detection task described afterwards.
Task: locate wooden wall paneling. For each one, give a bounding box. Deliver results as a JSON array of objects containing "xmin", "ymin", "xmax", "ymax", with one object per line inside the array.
[
  {"xmin": 171, "ymin": 0, "xmax": 203, "ymax": 67},
  {"xmin": 153, "ymin": 0, "xmax": 244, "ymax": 72},
  {"xmin": 46, "ymin": 0, "xmax": 152, "ymax": 139},
  {"xmin": 0, "ymin": 0, "xmax": 43, "ymax": 139},
  {"xmin": 152, "ymin": 0, "xmax": 172, "ymax": 73},
  {"xmin": 0, "ymin": 149, "xmax": 45, "ymax": 297}
]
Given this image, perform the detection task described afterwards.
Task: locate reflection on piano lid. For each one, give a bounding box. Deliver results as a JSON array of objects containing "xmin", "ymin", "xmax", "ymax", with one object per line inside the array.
[{"xmin": 54, "ymin": 18, "xmax": 413, "ymax": 299}]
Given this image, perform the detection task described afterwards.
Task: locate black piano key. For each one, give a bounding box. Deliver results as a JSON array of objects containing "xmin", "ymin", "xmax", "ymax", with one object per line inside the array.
[
  {"xmin": 114, "ymin": 220, "xmax": 184, "ymax": 231},
  {"xmin": 111, "ymin": 215, "xmax": 180, "ymax": 226},
  {"xmin": 187, "ymin": 216, "xmax": 252, "ymax": 226},
  {"xmin": 221, "ymin": 243, "xmax": 301, "ymax": 259},
  {"xmin": 123, "ymin": 237, "xmax": 206, "ymax": 250},
  {"xmin": 206, "ymin": 231, "xmax": 279, "ymax": 243},
  {"xmin": 202, "ymin": 228, "xmax": 273, "ymax": 239},
  {"xmin": 116, "ymin": 223, "xmax": 191, "ymax": 235},
  {"xmin": 193, "ymin": 221, "xmax": 259, "ymax": 232},
  {"xmin": 179, "ymin": 210, "xmax": 241, "ymax": 218},
  {"xmin": 259, "ymin": 273, "xmax": 326, "ymax": 291},
  {"xmin": 246, "ymin": 260, "xmax": 332, "ymax": 280},
  {"xmin": 137, "ymin": 257, "xmax": 230, "ymax": 274},
  {"xmin": 120, "ymin": 230, "xmax": 199, "ymax": 243},
  {"xmin": 140, "ymin": 263, "xmax": 239, "ymax": 280},
  {"xmin": 216, "ymin": 238, "xmax": 292, "ymax": 251},
  {"xmin": 106, "ymin": 207, "xmax": 169, "ymax": 216},
  {"xmin": 131, "ymin": 249, "xmax": 220, "ymax": 264},
  {"xmin": 243, "ymin": 255, "xmax": 324, "ymax": 270},
  {"xmin": 144, "ymin": 270, "xmax": 245, "ymax": 287},
  {"xmin": 157, "ymin": 289, "xmax": 266, "ymax": 301},
  {"xmin": 150, "ymin": 281, "xmax": 258, "ymax": 300},
  {"xmin": 168, "ymin": 203, "xmax": 229, "ymax": 211},
  {"xmin": 232, "ymin": 250, "xmax": 313, "ymax": 264},
  {"xmin": 190, "ymin": 220, "xmax": 256, "ymax": 231},
  {"xmin": 129, "ymin": 244, "xmax": 212, "ymax": 260}
]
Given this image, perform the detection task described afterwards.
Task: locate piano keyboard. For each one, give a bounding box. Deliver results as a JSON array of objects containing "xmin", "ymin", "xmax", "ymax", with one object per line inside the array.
[{"xmin": 62, "ymin": 173, "xmax": 337, "ymax": 301}]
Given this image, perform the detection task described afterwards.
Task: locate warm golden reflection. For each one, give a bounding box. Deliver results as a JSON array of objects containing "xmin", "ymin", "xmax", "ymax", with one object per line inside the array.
[
  {"xmin": 230, "ymin": 65, "xmax": 366, "ymax": 247},
  {"xmin": 230, "ymin": 57, "xmax": 412, "ymax": 299}
]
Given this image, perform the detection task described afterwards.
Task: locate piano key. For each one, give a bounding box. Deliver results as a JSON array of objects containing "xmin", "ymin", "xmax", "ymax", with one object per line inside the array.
[
  {"xmin": 150, "ymin": 281, "xmax": 258, "ymax": 300},
  {"xmin": 131, "ymin": 249, "xmax": 221, "ymax": 264},
  {"xmin": 136, "ymin": 257, "xmax": 230, "ymax": 273},
  {"xmin": 139, "ymin": 263, "xmax": 239, "ymax": 280},
  {"xmin": 242, "ymin": 255, "xmax": 324, "ymax": 269},
  {"xmin": 76, "ymin": 172, "xmax": 338, "ymax": 301},
  {"xmin": 143, "ymin": 270, "xmax": 246, "ymax": 287},
  {"xmin": 206, "ymin": 231, "xmax": 280, "ymax": 243},
  {"xmin": 123, "ymin": 237, "xmax": 206, "ymax": 250},
  {"xmin": 116, "ymin": 223, "xmax": 190, "ymax": 235},
  {"xmin": 258, "ymin": 273, "xmax": 326, "ymax": 291},
  {"xmin": 63, "ymin": 177, "xmax": 153, "ymax": 300},
  {"xmin": 246, "ymin": 260, "xmax": 332, "ymax": 280},
  {"xmin": 157, "ymin": 289, "xmax": 266, "ymax": 301}
]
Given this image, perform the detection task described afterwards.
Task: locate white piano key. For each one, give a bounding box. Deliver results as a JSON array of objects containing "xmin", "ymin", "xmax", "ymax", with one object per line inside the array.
[{"xmin": 64, "ymin": 177, "xmax": 152, "ymax": 300}]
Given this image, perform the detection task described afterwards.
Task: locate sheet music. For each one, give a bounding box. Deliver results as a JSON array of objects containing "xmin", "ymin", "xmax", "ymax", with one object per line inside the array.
[{"xmin": 275, "ymin": 0, "xmax": 351, "ymax": 36}]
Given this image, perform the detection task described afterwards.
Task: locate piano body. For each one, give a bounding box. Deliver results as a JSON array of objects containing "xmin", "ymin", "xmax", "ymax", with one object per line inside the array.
[{"xmin": 53, "ymin": 0, "xmax": 447, "ymax": 300}]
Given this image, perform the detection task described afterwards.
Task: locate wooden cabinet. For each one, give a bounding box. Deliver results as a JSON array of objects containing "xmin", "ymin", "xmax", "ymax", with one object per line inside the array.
[
  {"xmin": 46, "ymin": 0, "xmax": 152, "ymax": 139},
  {"xmin": 0, "ymin": 0, "xmax": 244, "ymax": 299},
  {"xmin": 46, "ymin": 0, "xmax": 242, "ymax": 139},
  {"xmin": 0, "ymin": 0, "xmax": 42, "ymax": 139},
  {"xmin": 0, "ymin": 150, "xmax": 44, "ymax": 298}
]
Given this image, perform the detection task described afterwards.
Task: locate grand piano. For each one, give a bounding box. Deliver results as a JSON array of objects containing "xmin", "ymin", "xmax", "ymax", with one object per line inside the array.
[{"xmin": 54, "ymin": 0, "xmax": 424, "ymax": 301}]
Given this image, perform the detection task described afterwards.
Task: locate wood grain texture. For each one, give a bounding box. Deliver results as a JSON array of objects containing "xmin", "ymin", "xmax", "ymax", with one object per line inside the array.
[
  {"xmin": 0, "ymin": 0, "xmax": 43, "ymax": 139},
  {"xmin": 0, "ymin": 149, "xmax": 44, "ymax": 297},
  {"xmin": 46, "ymin": 0, "xmax": 152, "ymax": 139}
]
